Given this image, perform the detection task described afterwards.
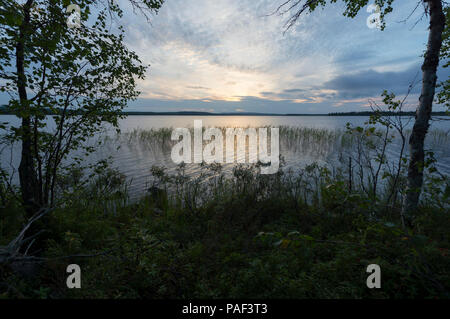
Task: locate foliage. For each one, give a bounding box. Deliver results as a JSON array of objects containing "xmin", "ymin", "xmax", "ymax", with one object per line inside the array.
[
  {"xmin": 437, "ymin": 5, "xmax": 450, "ymax": 111},
  {"xmin": 0, "ymin": 0, "xmax": 163, "ymax": 207},
  {"xmin": 277, "ymin": 0, "xmax": 394, "ymax": 30},
  {"xmin": 0, "ymin": 154, "xmax": 448, "ymax": 298}
]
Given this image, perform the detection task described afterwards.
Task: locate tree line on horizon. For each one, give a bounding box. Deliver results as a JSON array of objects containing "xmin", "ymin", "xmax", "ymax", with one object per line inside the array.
[{"xmin": 1, "ymin": 104, "xmax": 449, "ymax": 116}]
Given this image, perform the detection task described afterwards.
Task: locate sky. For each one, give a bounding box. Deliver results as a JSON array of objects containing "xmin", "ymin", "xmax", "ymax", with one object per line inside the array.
[
  {"xmin": 1, "ymin": 0, "xmax": 449, "ymax": 114},
  {"xmin": 120, "ymin": 0, "xmax": 448, "ymax": 113}
]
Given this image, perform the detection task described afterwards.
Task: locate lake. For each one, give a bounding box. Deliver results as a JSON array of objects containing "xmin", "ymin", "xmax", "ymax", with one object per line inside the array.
[{"xmin": 1, "ymin": 115, "xmax": 449, "ymax": 200}]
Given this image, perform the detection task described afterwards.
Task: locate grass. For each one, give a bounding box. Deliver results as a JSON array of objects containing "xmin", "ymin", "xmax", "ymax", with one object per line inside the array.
[
  {"xmin": 0, "ymin": 160, "xmax": 449, "ymax": 299},
  {"xmin": 110, "ymin": 126, "xmax": 450, "ymax": 159}
]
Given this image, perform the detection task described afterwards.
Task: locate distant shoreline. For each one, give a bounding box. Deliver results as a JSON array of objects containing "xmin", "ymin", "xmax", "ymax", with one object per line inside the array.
[
  {"xmin": 0, "ymin": 107, "xmax": 448, "ymax": 117},
  {"xmin": 121, "ymin": 111, "xmax": 450, "ymax": 116}
]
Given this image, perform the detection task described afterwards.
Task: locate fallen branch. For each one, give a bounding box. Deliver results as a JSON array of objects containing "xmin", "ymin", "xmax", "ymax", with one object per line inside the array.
[{"xmin": 0, "ymin": 208, "xmax": 51, "ymax": 265}]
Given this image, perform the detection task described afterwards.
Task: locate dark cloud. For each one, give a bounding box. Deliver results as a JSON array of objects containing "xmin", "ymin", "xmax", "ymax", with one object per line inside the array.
[
  {"xmin": 323, "ymin": 64, "xmax": 450, "ymax": 100},
  {"xmin": 322, "ymin": 64, "xmax": 422, "ymax": 99},
  {"xmin": 283, "ymin": 89, "xmax": 307, "ymax": 93},
  {"xmin": 260, "ymin": 89, "xmax": 311, "ymax": 100},
  {"xmin": 333, "ymin": 49, "xmax": 378, "ymax": 65},
  {"xmin": 259, "ymin": 64, "xmax": 450, "ymax": 107},
  {"xmin": 260, "ymin": 91, "xmax": 276, "ymax": 97},
  {"xmin": 186, "ymin": 86, "xmax": 211, "ymax": 90}
]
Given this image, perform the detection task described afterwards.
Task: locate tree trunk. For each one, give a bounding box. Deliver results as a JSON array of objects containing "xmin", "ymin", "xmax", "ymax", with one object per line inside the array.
[
  {"xmin": 16, "ymin": 0, "xmax": 39, "ymax": 214},
  {"xmin": 402, "ymin": 0, "xmax": 446, "ymax": 218}
]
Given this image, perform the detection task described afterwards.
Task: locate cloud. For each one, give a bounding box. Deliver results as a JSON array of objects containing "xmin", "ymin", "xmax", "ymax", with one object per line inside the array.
[
  {"xmin": 115, "ymin": 0, "xmax": 436, "ymax": 113},
  {"xmin": 322, "ymin": 64, "xmax": 422, "ymax": 99},
  {"xmin": 187, "ymin": 86, "xmax": 211, "ymax": 90},
  {"xmin": 322, "ymin": 64, "xmax": 450, "ymax": 104},
  {"xmin": 283, "ymin": 89, "xmax": 307, "ymax": 93}
]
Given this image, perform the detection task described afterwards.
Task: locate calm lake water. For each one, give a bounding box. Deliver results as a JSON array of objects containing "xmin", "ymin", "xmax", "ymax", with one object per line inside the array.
[{"xmin": 1, "ymin": 115, "xmax": 449, "ymax": 200}]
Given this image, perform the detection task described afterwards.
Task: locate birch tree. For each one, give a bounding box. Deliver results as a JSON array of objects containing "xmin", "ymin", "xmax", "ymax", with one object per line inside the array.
[
  {"xmin": 0, "ymin": 0, "xmax": 164, "ymax": 213},
  {"xmin": 276, "ymin": 0, "xmax": 447, "ymax": 217}
]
